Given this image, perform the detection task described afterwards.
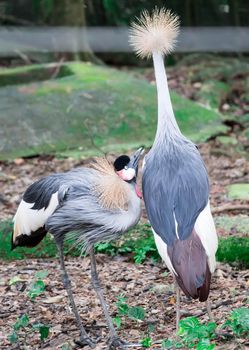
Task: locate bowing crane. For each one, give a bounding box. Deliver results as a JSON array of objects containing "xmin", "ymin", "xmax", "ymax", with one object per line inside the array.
[
  {"xmin": 130, "ymin": 9, "xmax": 218, "ymax": 327},
  {"xmin": 12, "ymin": 148, "xmax": 143, "ymax": 348}
]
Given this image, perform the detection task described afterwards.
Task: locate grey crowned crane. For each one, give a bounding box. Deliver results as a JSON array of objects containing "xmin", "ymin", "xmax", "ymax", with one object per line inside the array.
[
  {"xmin": 12, "ymin": 148, "xmax": 143, "ymax": 348},
  {"xmin": 130, "ymin": 9, "xmax": 218, "ymax": 327}
]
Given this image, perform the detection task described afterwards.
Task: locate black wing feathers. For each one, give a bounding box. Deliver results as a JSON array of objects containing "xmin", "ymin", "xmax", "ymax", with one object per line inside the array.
[{"xmin": 23, "ymin": 174, "xmax": 62, "ymax": 210}]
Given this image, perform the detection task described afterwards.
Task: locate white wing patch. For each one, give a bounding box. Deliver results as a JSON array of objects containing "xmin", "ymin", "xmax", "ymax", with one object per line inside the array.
[
  {"xmin": 194, "ymin": 201, "xmax": 218, "ymax": 273},
  {"xmin": 152, "ymin": 228, "xmax": 177, "ymax": 274},
  {"xmin": 13, "ymin": 192, "xmax": 59, "ymax": 240},
  {"xmin": 173, "ymin": 211, "xmax": 179, "ymax": 239}
]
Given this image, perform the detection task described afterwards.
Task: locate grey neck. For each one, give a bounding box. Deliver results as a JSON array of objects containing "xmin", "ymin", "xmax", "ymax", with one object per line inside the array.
[{"xmin": 152, "ymin": 52, "xmax": 182, "ymax": 147}]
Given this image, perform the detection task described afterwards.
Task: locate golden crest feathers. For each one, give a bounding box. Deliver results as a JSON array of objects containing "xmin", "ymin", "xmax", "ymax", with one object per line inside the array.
[
  {"xmin": 90, "ymin": 157, "xmax": 130, "ymax": 211},
  {"xmin": 129, "ymin": 7, "xmax": 180, "ymax": 58},
  {"xmin": 90, "ymin": 157, "xmax": 116, "ymax": 176}
]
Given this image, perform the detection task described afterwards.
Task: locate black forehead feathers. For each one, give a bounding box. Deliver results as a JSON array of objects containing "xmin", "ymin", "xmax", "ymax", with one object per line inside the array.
[{"xmin": 114, "ymin": 155, "xmax": 130, "ymax": 171}]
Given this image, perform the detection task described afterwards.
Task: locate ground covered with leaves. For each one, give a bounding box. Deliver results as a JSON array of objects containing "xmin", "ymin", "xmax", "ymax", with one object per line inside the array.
[{"xmin": 0, "ymin": 255, "xmax": 248, "ymax": 349}]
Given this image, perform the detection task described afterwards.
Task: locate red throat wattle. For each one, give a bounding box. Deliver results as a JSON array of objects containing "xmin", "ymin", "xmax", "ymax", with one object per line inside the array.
[{"xmin": 135, "ymin": 184, "xmax": 142, "ymax": 199}]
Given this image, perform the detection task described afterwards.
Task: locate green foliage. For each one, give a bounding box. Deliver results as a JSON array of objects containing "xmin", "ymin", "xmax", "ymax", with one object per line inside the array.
[
  {"xmin": 113, "ymin": 293, "xmax": 146, "ymax": 329},
  {"xmin": 27, "ymin": 279, "xmax": 46, "ymax": 299},
  {"xmin": 216, "ymin": 236, "xmax": 249, "ymax": 268},
  {"xmin": 162, "ymin": 339, "xmax": 174, "ymax": 349},
  {"xmin": 26, "ymin": 269, "xmax": 48, "ymax": 299},
  {"xmin": 165, "ymin": 317, "xmax": 217, "ymax": 349},
  {"xmin": 7, "ymin": 270, "xmax": 50, "ymax": 345},
  {"xmin": 8, "ymin": 314, "xmax": 50, "ymax": 344},
  {"xmin": 222, "ymin": 308, "xmax": 249, "ymax": 338},
  {"xmin": 13, "ymin": 314, "xmax": 30, "ymax": 331},
  {"xmin": 32, "ymin": 323, "xmax": 50, "ymax": 341},
  {"xmin": 128, "ymin": 306, "xmax": 145, "ymax": 321},
  {"xmin": 1, "ymin": 220, "xmax": 249, "ymax": 268},
  {"xmin": 140, "ymin": 337, "xmax": 152, "ymax": 348},
  {"xmin": 96, "ymin": 224, "xmax": 159, "ymax": 263}
]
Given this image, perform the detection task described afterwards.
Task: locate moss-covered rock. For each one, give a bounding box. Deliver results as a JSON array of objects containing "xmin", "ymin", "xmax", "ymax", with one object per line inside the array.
[{"xmin": 0, "ymin": 62, "xmax": 227, "ymax": 160}]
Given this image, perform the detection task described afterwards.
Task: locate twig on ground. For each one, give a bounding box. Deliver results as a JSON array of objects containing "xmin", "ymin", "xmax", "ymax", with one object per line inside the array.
[{"xmin": 212, "ymin": 204, "xmax": 249, "ymax": 214}]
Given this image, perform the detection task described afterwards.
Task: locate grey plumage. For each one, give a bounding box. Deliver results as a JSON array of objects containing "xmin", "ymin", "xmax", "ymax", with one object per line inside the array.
[
  {"xmin": 46, "ymin": 168, "xmax": 141, "ymax": 250},
  {"xmin": 143, "ymin": 138, "xmax": 209, "ymax": 245},
  {"xmin": 14, "ymin": 166, "xmax": 141, "ymax": 251},
  {"xmin": 129, "ymin": 8, "xmax": 218, "ymax": 312},
  {"xmin": 12, "ymin": 149, "xmax": 143, "ymax": 347}
]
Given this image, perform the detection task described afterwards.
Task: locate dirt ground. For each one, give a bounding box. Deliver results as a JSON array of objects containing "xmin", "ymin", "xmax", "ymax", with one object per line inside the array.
[{"xmin": 0, "ymin": 255, "xmax": 248, "ymax": 350}]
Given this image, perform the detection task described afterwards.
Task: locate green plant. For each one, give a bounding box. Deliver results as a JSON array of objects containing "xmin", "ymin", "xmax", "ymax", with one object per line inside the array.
[
  {"xmin": 177, "ymin": 317, "xmax": 216, "ymax": 349},
  {"xmin": 140, "ymin": 336, "xmax": 152, "ymax": 348},
  {"xmin": 113, "ymin": 294, "xmax": 146, "ymax": 329},
  {"xmin": 27, "ymin": 270, "xmax": 48, "ymax": 299},
  {"xmin": 8, "ymin": 271, "xmax": 50, "ymax": 346},
  {"xmin": 8, "ymin": 314, "xmax": 50, "ymax": 344},
  {"xmin": 222, "ymin": 307, "xmax": 249, "ymax": 337}
]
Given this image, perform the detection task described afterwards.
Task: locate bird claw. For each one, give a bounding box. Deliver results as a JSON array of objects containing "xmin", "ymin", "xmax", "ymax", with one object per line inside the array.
[
  {"xmin": 74, "ymin": 336, "xmax": 96, "ymax": 348},
  {"xmin": 108, "ymin": 336, "xmax": 126, "ymax": 349}
]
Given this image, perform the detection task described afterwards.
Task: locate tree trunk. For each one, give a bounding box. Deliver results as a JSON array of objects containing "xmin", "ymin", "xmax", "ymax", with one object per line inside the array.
[{"xmin": 51, "ymin": 0, "xmax": 101, "ymax": 63}]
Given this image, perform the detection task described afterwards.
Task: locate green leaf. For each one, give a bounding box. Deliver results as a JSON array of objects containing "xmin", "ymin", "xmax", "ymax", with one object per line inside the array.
[
  {"xmin": 115, "ymin": 294, "xmax": 129, "ymax": 316},
  {"xmin": 7, "ymin": 331, "xmax": 18, "ymax": 343},
  {"xmin": 128, "ymin": 306, "xmax": 145, "ymax": 321},
  {"xmin": 13, "ymin": 314, "xmax": 29, "ymax": 331},
  {"xmin": 177, "ymin": 317, "xmax": 200, "ymax": 335},
  {"xmin": 9, "ymin": 275, "xmax": 23, "ymax": 285},
  {"xmin": 28, "ymin": 280, "xmax": 46, "ymax": 299},
  {"xmin": 32, "ymin": 323, "xmax": 50, "ymax": 340},
  {"xmin": 224, "ymin": 307, "xmax": 249, "ymax": 337},
  {"xmin": 148, "ymin": 323, "xmax": 155, "ymax": 333},
  {"xmin": 140, "ymin": 337, "xmax": 152, "ymax": 348},
  {"xmin": 196, "ymin": 338, "xmax": 215, "ymax": 350},
  {"xmin": 112, "ymin": 316, "xmax": 122, "ymax": 329},
  {"xmin": 35, "ymin": 270, "xmax": 48, "ymax": 279},
  {"xmin": 39, "ymin": 325, "xmax": 50, "ymax": 341},
  {"xmin": 162, "ymin": 339, "xmax": 174, "ymax": 349}
]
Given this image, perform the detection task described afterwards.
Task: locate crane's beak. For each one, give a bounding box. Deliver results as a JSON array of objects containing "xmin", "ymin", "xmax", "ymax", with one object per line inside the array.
[{"xmin": 128, "ymin": 147, "xmax": 144, "ymax": 175}]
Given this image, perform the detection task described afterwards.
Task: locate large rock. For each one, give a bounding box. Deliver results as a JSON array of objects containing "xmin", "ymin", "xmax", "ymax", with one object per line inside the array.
[{"xmin": 0, "ymin": 62, "xmax": 227, "ymax": 160}]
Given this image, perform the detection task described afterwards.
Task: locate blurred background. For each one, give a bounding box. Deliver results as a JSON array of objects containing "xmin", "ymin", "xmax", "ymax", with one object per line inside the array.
[{"xmin": 0, "ymin": 1, "xmax": 249, "ymax": 349}]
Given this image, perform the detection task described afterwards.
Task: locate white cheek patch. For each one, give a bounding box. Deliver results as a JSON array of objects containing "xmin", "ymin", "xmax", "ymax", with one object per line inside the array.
[
  {"xmin": 118, "ymin": 168, "xmax": 136, "ymax": 181},
  {"xmin": 123, "ymin": 168, "xmax": 136, "ymax": 181}
]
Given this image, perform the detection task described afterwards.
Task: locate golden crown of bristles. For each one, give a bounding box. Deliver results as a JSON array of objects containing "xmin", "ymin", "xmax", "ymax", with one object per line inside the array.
[
  {"xmin": 90, "ymin": 157, "xmax": 129, "ymax": 210},
  {"xmin": 129, "ymin": 7, "xmax": 180, "ymax": 59}
]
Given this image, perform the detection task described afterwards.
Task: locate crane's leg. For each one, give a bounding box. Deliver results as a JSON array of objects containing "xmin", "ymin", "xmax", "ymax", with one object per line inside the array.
[
  {"xmin": 206, "ymin": 299, "xmax": 214, "ymax": 321},
  {"xmin": 56, "ymin": 242, "xmax": 95, "ymax": 348},
  {"xmin": 89, "ymin": 247, "xmax": 129, "ymax": 349},
  {"xmin": 175, "ymin": 280, "xmax": 181, "ymax": 331}
]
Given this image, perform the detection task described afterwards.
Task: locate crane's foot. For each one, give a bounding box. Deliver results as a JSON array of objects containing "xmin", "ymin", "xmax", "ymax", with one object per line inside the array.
[
  {"xmin": 74, "ymin": 336, "xmax": 96, "ymax": 348},
  {"xmin": 108, "ymin": 336, "xmax": 126, "ymax": 349},
  {"xmin": 108, "ymin": 336, "xmax": 141, "ymax": 349}
]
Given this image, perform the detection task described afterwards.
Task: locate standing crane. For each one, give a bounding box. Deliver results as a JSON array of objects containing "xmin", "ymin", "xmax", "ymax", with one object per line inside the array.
[
  {"xmin": 12, "ymin": 148, "xmax": 143, "ymax": 348},
  {"xmin": 130, "ymin": 8, "xmax": 218, "ymax": 327}
]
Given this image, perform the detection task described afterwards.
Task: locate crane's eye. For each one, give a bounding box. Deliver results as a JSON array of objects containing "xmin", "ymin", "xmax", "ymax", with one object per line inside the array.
[{"xmin": 124, "ymin": 166, "xmax": 128, "ymax": 170}]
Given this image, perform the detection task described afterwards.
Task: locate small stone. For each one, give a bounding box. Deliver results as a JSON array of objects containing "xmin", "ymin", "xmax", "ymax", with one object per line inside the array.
[
  {"xmin": 14, "ymin": 158, "xmax": 25, "ymax": 165},
  {"xmin": 193, "ymin": 82, "xmax": 202, "ymax": 88},
  {"xmin": 221, "ymin": 103, "xmax": 230, "ymax": 111}
]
